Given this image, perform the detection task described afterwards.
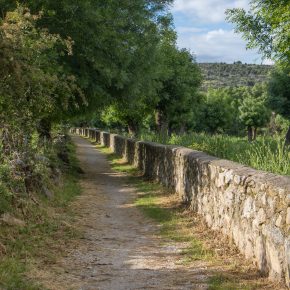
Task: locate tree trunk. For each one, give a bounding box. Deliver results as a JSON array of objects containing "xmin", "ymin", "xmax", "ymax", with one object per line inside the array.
[
  {"xmin": 127, "ymin": 120, "xmax": 139, "ymax": 137},
  {"xmin": 253, "ymin": 127, "xmax": 257, "ymax": 141},
  {"xmin": 168, "ymin": 125, "xmax": 172, "ymax": 138},
  {"xmin": 285, "ymin": 126, "xmax": 290, "ymax": 147},
  {"xmin": 247, "ymin": 126, "xmax": 253, "ymax": 142},
  {"xmin": 179, "ymin": 123, "xmax": 186, "ymax": 135},
  {"xmin": 37, "ymin": 118, "xmax": 52, "ymax": 143},
  {"xmin": 155, "ymin": 110, "xmax": 168, "ymax": 142}
]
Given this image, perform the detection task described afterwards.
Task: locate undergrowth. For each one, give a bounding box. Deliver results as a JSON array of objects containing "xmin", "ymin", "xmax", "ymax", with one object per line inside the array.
[{"xmin": 0, "ymin": 137, "xmax": 82, "ymax": 290}]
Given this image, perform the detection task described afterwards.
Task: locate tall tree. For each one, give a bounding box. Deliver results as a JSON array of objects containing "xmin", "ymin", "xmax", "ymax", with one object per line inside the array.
[
  {"xmin": 268, "ymin": 67, "xmax": 290, "ymax": 146},
  {"xmin": 226, "ymin": 0, "xmax": 290, "ymax": 65},
  {"xmin": 0, "ymin": 7, "xmax": 80, "ymax": 149},
  {"xmin": 239, "ymin": 85, "xmax": 270, "ymax": 141},
  {"xmin": 0, "ymin": 0, "xmax": 173, "ymax": 122},
  {"xmin": 154, "ymin": 25, "xmax": 202, "ymax": 137}
]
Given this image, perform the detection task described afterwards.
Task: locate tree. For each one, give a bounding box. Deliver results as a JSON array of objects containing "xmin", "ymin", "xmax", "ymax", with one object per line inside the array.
[
  {"xmin": 199, "ymin": 89, "xmax": 237, "ymax": 134},
  {"xmin": 154, "ymin": 27, "xmax": 202, "ymax": 138},
  {"xmin": 268, "ymin": 67, "xmax": 290, "ymax": 145},
  {"xmin": 226, "ymin": 0, "xmax": 290, "ymax": 65},
  {"xmin": 26, "ymin": 0, "xmax": 172, "ymax": 115},
  {"xmin": 0, "ymin": 0, "xmax": 173, "ymax": 129},
  {"xmin": 238, "ymin": 85, "xmax": 270, "ymax": 141},
  {"xmin": 0, "ymin": 7, "xmax": 81, "ymax": 150}
]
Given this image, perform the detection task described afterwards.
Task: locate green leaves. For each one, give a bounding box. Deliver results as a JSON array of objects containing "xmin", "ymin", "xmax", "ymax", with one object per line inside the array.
[
  {"xmin": 226, "ymin": 0, "xmax": 290, "ymax": 65},
  {"xmin": 0, "ymin": 6, "xmax": 82, "ymax": 153},
  {"xmin": 238, "ymin": 85, "xmax": 270, "ymax": 128},
  {"xmin": 268, "ymin": 66, "xmax": 290, "ymax": 120}
]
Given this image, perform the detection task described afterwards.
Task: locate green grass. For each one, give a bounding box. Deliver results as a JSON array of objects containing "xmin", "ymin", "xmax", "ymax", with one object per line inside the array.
[
  {"xmin": 208, "ymin": 274, "xmax": 255, "ymax": 290},
  {"xmin": 0, "ymin": 139, "xmax": 82, "ymax": 290},
  {"xmin": 140, "ymin": 132, "xmax": 290, "ymax": 176},
  {"xmin": 0, "ymin": 257, "xmax": 41, "ymax": 290}
]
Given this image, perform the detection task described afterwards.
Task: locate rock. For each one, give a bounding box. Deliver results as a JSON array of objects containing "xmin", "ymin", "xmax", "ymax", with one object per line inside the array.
[
  {"xmin": 0, "ymin": 213, "xmax": 26, "ymax": 227},
  {"xmin": 253, "ymin": 208, "xmax": 266, "ymax": 228},
  {"xmin": 275, "ymin": 214, "xmax": 283, "ymax": 228},
  {"xmin": 242, "ymin": 197, "xmax": 254, "ymax": 219},
  {"xmin": 286, "ymin": 208, "xmax": 290, "ymax": 225},
  {"xmin": 285, "ymin": 240, "xmax": 290, "ymax": 287},
  {"xmin": 254, "ymin": 236, "xmax": 268, "ymax": 273},
  {"xmin": 85, "ymin": 128, "xmax": 290, "ymax": 287},
  {"xmin": 35, "ymin": 154, "xmax": 50, "ymax": 165},
  {"xmin": 42, "ymin": 186, "xmax": 54, "ymax": 198}
]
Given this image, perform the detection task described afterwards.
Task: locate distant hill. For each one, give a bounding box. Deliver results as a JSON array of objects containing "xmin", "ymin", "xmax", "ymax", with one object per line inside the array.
[{"xmin": 198, "ymin": 62, "xmax": 273, "ymax": 90}]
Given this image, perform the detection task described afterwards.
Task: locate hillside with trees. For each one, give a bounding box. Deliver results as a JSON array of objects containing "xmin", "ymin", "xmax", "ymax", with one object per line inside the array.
[{"xmin": 198, "ymin": 62, "xmax": 273, "ymax": 89}]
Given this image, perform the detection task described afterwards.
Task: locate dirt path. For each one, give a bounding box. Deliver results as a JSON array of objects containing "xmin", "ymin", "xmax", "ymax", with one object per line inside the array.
[{"xmin": 47, "ymin": 135, "xmax": 208, "ymax": 290}]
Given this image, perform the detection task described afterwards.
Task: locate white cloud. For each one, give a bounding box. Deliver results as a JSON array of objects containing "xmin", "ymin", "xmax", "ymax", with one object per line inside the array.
[
  {"xmin": 173, "ymin": 0, "xmax": 249, "ymax": 23},
  {"xmin": 177, "ymin": 28, "xmax": 266, "ymax": 63},
  {"xmin": 176, "ymin": 27, "xmax": 206, "ymax": 33},
  {"xmin": 171, "ymin": 0, "xmax": 274, "ymax": 63}
]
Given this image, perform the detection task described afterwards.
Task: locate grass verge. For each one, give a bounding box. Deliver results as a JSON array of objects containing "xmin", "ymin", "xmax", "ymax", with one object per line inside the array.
[
  {"xmin": 0, "ymin": 139, "xmax": 82, "ymax": 290},
  {"xmin": 94, "ymin": 142, "xmax": 275, "ymax": 290}
]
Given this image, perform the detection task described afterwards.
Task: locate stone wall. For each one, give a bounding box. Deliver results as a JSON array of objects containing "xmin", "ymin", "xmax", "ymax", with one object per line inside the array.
[{"xmin": 73, "ymin": 128, "xmax": 290, "ymax": 287}]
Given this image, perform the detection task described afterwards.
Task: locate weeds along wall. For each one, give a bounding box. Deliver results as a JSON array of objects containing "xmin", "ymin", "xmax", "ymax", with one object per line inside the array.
[{"xmin": 73, "ymin": 128, "xmax": 290, "ymax": 288}]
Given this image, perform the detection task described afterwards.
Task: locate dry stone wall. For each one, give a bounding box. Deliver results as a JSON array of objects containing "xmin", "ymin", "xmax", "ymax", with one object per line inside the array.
[{"xmin": 73, "ymin": 128, "xmax": 290, "ymax": 287}]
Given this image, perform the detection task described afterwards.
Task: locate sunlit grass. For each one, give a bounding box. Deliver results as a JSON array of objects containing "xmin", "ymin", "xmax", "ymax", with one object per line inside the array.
[{"xmin": 208, "ymin": 274, "xmax": 255, "ymax": 290}]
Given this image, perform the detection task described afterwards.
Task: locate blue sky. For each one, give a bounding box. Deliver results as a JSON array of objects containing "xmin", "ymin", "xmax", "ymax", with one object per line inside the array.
[{"xmin": 170, "ymin": 0, "xmax": 272, "ymax": 64}]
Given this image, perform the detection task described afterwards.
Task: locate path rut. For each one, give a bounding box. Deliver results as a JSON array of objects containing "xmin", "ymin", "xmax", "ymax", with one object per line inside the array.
[{"xmin": 58, "ymin": 136, "xmax": 209, "ymax": 289}]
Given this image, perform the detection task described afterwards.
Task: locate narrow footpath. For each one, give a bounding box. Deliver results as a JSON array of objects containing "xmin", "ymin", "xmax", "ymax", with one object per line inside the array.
[{"xmin": 56, "ymin": 135, "xmax": 208, "ymax": 289}]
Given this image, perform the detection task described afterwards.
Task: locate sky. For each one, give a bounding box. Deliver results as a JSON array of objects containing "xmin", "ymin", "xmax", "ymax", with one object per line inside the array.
[{"xmin": 171, "ymin": 0, "xmax": 271, "ymax": 64}]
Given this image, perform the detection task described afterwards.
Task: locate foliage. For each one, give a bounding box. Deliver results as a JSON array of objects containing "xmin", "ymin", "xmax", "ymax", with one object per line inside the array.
[
  {"xmin": 267, "ymin": 66, "xmax": 290, "ymax": 145},
  {"xmin": 226, "ymin": 0, "xmax": 290, "ymax": 65},
  {"xmin": 0, "ymin": 8, "xmax": 82, "ymax": 212},
  {"xmin": 0, "ymin": 7, "xmax": 81, "ymax": 149},
  {"xmin": 198, "ymin": 89, "xmax": 236, "ymax": 134},
  {"xmin": 5, "ymin": 0, "xmax": 173, "ymax": 118},
  {"xmin": 238, "ymin": 85, "xmax": 270, "ymax": 137},
  {"xmin": 0, "ymin": 139, "xmax": 81, "ymax": 289},
  {"xmin": 268, "ymin": 67, "xmax": 290, "ymax": 120},
  {"xmin": 97, "ymin": 17, "xmax": 202, "ymax": 136},
  {"xmin": 155, "ymin": 41, "xmax": 202, "ymax": 135}
]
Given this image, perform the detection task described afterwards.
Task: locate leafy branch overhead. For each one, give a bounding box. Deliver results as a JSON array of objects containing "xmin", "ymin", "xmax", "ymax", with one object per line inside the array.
[{"xmin": 226, "ymin": 0, "xmax": 290, "ymax": 65}]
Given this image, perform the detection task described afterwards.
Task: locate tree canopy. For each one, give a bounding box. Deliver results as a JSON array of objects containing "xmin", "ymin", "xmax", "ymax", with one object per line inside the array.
[{"xmin": 226, "ymin": 0, "xmax": 290, "ymax": 66}]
